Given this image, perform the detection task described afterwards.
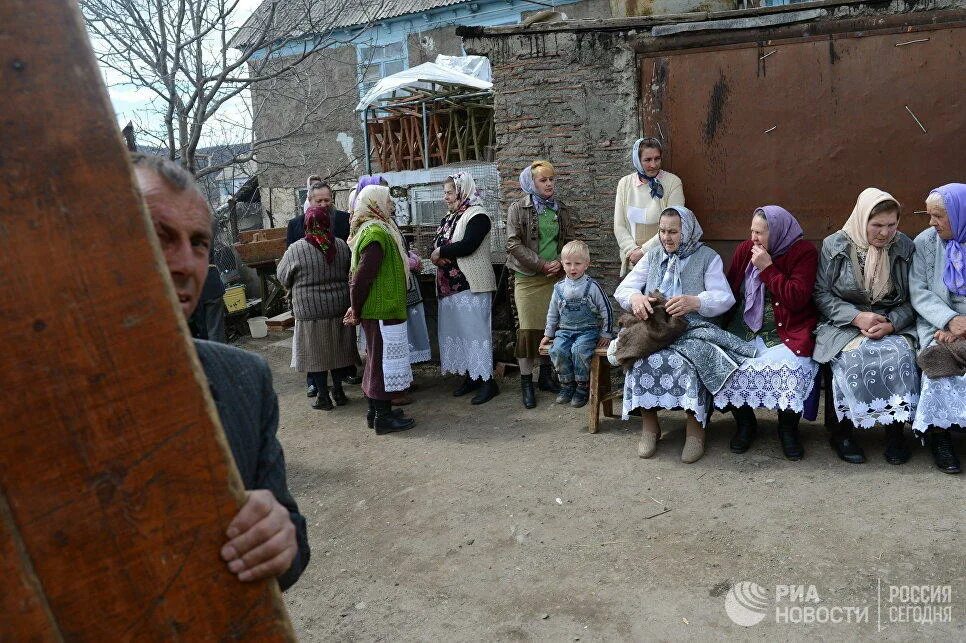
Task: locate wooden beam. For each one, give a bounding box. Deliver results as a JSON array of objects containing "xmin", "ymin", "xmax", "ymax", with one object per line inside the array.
[{"xmin": 0, "ymin": 1, "xmax": 294, "ymax": 639}]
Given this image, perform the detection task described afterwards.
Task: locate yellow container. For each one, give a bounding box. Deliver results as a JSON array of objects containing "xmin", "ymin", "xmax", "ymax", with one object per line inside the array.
[{"xmin": 223, "ymin": 285, "xmax": 246, "ymax": 313}]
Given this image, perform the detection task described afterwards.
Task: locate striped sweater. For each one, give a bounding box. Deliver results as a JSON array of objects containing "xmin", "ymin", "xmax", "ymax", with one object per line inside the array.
[{"xmin": 276, "ymin": 238, "xmax": 351, "ymax": 320}]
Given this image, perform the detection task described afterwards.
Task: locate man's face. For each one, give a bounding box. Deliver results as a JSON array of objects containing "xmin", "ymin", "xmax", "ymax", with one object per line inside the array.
[
  {"xmin": 309, "ymin": 187, "xmax": 333, "ymax": 209},
  {"xmin": 136, "ymin": 168, "xmax": 211, "ymax": 317}
]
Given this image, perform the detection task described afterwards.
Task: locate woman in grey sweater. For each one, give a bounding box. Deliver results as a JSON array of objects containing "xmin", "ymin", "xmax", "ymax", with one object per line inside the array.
[{"xmin": 277, "ymin": 205, "xmax": 359, "ymax": 410}]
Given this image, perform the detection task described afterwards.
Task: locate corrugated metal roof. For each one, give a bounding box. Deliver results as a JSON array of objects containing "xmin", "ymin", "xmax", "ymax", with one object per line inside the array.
[{"xmin": 232, "ymin": 0, "xmax": 472, "ymax": 49}]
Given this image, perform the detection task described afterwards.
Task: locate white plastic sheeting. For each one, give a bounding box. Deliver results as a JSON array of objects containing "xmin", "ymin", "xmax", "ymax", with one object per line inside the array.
[
  {"xmin": 434, "ymin": 54, "xmax": 492, "ymax": 82},
  {"xmin": 354, "ymin": 55, "xmax": 493, "ymax": 112}
]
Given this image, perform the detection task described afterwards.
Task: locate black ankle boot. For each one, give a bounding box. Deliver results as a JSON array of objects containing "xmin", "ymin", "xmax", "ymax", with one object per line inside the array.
[
  {"xmin": 453, "ymin": 374, "xmax": 481, "ymax": 397},
  {"xmin": 366, "ymin": 399, "xmax": 405, "ymax": 428},
  {"xmin": 520, "ymin": 374, "xmax": 536, "ymax": 409},
  {"xmin": 332, "ymin": 385, "xmax": 348, "ymax": 406},
  {"xmin": 883, "ymin": 422, "xmax": 911, "ymax": 465},
  {"xmin": 537, "ymin": 365, "xmax": 560, "ymax": 393},
  {"xmin": 312, "ymin": 388, "xmax": 334, "ymax": 410},
  {"xmin": 928, "ymin": 429, "xmax": 961, "ymax": 474},
  {"xmin": 471, "ymin": 378, "xmax": 500, "ymax": 405},
  {"xmin": 729, "ymin": 405, "xmax": 758, "ymax": 453},
  {"xmin": 373, "ymin": 400, "xmax": 415, "ymax": 434},
  {"xmin": 777, "ymin": 410, "xmax": 804, "ymax": 461},
  {"xmin": 829, "ymin": 420, "xmax": 865, "ymax": 463}
]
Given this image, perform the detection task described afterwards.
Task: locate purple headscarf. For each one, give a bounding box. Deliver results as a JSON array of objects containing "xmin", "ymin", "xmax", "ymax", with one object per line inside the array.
[
  {"xmin": 936, "ymin": 183, "xmax": 966, "ymax": 295},
  {"xmin": 743, "ymin": 205, "xmax": 804, "ymax": 332},
  {"xmin": 349, "ymin": 175, "xmax": 384, "ymax": 211}
]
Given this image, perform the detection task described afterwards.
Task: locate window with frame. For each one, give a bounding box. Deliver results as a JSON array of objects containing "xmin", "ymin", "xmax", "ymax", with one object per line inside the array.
[{"xmin": 357, "ymin": 40, "xmax": 408, "ymax": 98}]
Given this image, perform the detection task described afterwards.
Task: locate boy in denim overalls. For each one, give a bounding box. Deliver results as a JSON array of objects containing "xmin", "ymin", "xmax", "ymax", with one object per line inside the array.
[{"xmin": 540, "ymin": 241, "xmax": 615, "ymax": 407}]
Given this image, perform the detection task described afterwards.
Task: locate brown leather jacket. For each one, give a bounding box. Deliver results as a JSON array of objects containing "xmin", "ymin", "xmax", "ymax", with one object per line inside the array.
[{"xmin": 505, "ymin": 195, "xmax": 574, "ymax": 276}]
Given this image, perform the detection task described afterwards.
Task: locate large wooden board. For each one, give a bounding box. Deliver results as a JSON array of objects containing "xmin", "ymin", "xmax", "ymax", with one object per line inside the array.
[{"xmin": 0, "ymin": 1, "xmax": 294, "ymax": 639}]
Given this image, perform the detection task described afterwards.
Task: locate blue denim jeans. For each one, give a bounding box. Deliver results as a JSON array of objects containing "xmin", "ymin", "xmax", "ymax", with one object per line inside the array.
[{"xmin": 550, "ymin": 329, "xmax": 599, "ymax": 384}]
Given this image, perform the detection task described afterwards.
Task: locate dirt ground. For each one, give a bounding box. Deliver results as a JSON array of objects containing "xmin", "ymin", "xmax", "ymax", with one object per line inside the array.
[{"xmin": 239, "ymin": 335, "xmax": 964, "ymax": 641}]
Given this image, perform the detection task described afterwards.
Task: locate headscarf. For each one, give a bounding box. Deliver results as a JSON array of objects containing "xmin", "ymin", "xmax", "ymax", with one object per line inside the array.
[
  {"xmin": 348, "ymin": 185, "xmax": 409, "ymax": 282},
  {"xmin": 519, "ymin": 160, "xmax": 558, "ymax": 212},
  {"xmin": 742, "ymin": 206, "xmax": 804, "ymax": 331},
  {"xmin": 349, "ymin": 175, "xmax": 384, "ymax": 211},
  {"xmin": 657, "ymin": 205, "xmax": 704, "ymax": 298},
  {"xmin": 841, "ymin": 187, "xmax": 899, "ymax": 302},
  {"xmin": 303, "ymin": 205, "xmax": 336, "ymax": 263},
  {"xmin": 446, "ymin": 171, "xmax": 483, "ymax": 213},
  {"xmin": 933, "ymin": 183, "xmax": 966, "ymax": 295},
  {"xmin": 632, "ymin": 137, "xmax": 664, "ymax": 200}
]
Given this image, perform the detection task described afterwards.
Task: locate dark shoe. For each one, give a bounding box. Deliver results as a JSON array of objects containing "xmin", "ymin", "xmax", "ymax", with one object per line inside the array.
[
  {"xmin": 829, "ymin": 423, "xmax": 865, "ymax": 463},
  {"xmin": 471, "ymin": 379, "xmax": 500, "ymax": 405},
  {"xmin": 307, "ymin": 383, "xmax": 318, "ymax": 398},
  {"xmin": 729, "ymin": 406, "xmax": 758, "ymax": 453},
  {"xmin": 312, "ymin": 390, "xmax": 334, "ymax": 411},
  {"xmin": 537, "ymin": 365, "xmax": 560, "ymax": 393},
  {"xmin": 883, "ymin": 423, "xmax": 911, "ymax": 465},
  {"xmin": 373, "ymin": 400, "xmax": 414, "ymax": 434},
  {"xmin": 342, "ymin": 374, "xmax": 363, "ymax": 386},
  {"xmin": 777, "ymin": 410, "xmax": 804, "ymax": 461},
  {"xmin": 521, "ymin": 374, "xmax": 536, "ymax": 409},
  {"xmin": 367, "ymin": 400, "xmax": 405, "ymax": 429},
  {"xmin": 570, "ymin": 383, "xmax": 589, "ymax": 408},
  {"xmin": 332, "ymin": 387, "xmax": 349, "ymax": 407},
  {"xmin": 556, "ymin": 382, "xmax": 577, "ymax": 405},
  {"xmin": 928, "ymin": 430, "xmax": 961, "ymax": 474},
  {"xmin": 453, "ymin": 375, "xmax": 482, "ymax": 397}
]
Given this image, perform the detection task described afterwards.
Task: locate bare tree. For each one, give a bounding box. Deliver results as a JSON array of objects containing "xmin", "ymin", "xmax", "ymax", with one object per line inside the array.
[{"xmin": 82, "ymin": 0, "xmax": 385, "ymax": 178}]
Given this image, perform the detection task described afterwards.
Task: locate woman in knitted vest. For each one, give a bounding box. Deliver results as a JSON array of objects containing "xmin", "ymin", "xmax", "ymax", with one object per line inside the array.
[
  {"xmin": 277, "ymin": 205, "xmax": 359, "ymax": 410},
  {"xmin": 430, "ymin": 171, "xmax": 499, "ymax": 404},
  {"xmin": 505, "ymin": 160, "xmax": 574, "ymax": 408},
  {"xmin": 344, "ymin": 185, "xmax": 416, "ymax": 434}
]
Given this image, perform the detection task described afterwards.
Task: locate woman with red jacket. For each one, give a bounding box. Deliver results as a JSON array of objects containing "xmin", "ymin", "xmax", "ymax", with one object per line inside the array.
[{"xmin": 715, "ymin": 206, "xmax": 819, "ymax": 460}]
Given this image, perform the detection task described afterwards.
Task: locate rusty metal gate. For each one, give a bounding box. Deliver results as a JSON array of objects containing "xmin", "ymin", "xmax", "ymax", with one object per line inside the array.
[{"xmin": 638, "ymin": 15, "xmax": 966, "ymax": 248}]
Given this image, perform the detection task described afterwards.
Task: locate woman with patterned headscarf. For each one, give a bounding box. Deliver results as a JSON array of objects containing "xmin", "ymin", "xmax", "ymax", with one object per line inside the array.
[
  {"xmin": 506, "ymin": 160, "xmax": 574, "ymax": 408},
  {"xmin": 430, "ymin": 171, "xmax": 499, "ymax": 404},
  {"xmin": 613, "ymin": 137, "xmax": 685, "ymax": 277},
  {"xmin": 344, "ymin": 185, "xmax": 416, "ymax": 434},
  {"xmin": 814, "ymin": 188, "xmax": 919, "ymax": 466},
  {"xmin": 910, "ymin": 182, "xmax": 966, "ymax": 474},
  {"xmin": 277, "ymin": 205, "xmax": 359, "ymax": 410},
  {"xmin": 615, "ymin": 206, "xmax": 747, "ymax": 464},
  {"xmin": 715, "ymin": 206, "xmax": 820, "ymax": 460}
]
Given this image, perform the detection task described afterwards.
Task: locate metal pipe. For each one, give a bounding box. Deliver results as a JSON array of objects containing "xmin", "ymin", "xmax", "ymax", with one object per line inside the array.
[
  {"xmin": 421, "ymin": 101, "xmax": 430, "ymax": 169},
  {"xmin": 363, "ymin": 106, "xmax": 372, "ymax": 175}
]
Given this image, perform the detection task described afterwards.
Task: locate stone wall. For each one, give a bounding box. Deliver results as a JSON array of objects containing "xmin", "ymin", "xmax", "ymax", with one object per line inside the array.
[{"xmin": 463, "ymin": 29, "xmax": 639, "ymax": 292}]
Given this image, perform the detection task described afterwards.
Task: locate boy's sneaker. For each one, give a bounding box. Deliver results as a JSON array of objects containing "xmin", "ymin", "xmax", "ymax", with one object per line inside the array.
[
  {"xmin": 556, "ymin": 382, "xmax": 577, "ymax": 404},
  {"xmin": 570, "ymin": 383, "xmax": 590, "ymax": 408}
]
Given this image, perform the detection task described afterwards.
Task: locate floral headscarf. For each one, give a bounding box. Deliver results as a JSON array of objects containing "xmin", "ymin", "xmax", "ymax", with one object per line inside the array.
[
  {"xmin": 743, "ymin": 206, "xmax": 804, "ymax": 331},
  {"xmin": 519, "ymin": 160, "xmax": 558, "ymax": 212},
  {"xmin": 349, "ymin": 175, "xmax": 384, "ymax": 211},
  {"xmin": 632, "ymin": 137, "xmax": 664, "ymax": 199},
  {"xmin": 657, "ymin": 205, "xmax": 704, "ymax": 298},
  {"xmin": 304, "ymin": 205, "xmax": 336, "ymax": 264},
  {"xmin": 841, "ymin": 187, "xmax": 899, "ymax": 302},
  {"xmin": 446, "ymin": 171, "xmax": 483, "ymax": 214},
  {"xmin": 349, "ymin": 185, "xmax": 409, "ymax": 281},
  {"xmin": 932, "ymin": 183, "xmax": 966, "ymax": 296}
]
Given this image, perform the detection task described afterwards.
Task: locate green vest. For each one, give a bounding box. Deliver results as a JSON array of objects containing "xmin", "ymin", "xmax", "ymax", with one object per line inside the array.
[{"xmin": 351, "ymin": 223, "xmax": 408, "ymax": 320}]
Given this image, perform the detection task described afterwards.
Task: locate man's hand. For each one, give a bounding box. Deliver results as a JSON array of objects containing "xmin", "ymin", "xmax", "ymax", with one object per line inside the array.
[
  {"xmin": 666, "ymin": 295, "xmax": 701, "ymax": 318},
  {"xmin": 861, "ymin": 321, "xmax": 895, "ymax": 340},
  {"xmin": 221, "ymin": 490, "xmax": 297, "ymax": 583},
  {"xmin": 750, "ymin": 245, "xmax": 773, "ymax": 271},
  {"xmin": 628, "ymin": 247, "xmax": 644, "ymax": 266},
  {"xmin": 935, "ymin": 329, "xmax": 961, "ymax": 344},
  {"xmin": 343, "ymin": 307, "xmax": 359, "ymax": 327},
  {"xmin": 629, "ymin": 293, "xmax": 655, "ymax": 320},
  {"xmin": 852, "ymin": 312, "xmax": 888, "ymax": 331},
  {"xmin": 949, "ymin": 315, "xmax": 966, "ymax": 338}
]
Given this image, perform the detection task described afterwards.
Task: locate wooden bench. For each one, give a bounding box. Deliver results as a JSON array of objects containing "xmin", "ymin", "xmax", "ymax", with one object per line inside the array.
[{"xmin": 539, "ymin": 346, "xmax": 621, "ymax": 433}]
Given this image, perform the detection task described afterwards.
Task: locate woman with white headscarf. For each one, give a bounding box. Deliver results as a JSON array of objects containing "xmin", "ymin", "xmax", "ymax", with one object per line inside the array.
[
  {"xmin": 344, "ymin": 185, "xmax": 415, "ymax": 434},
  {"xmin": 813, "ymin": 188, "xmax": 918, "ymax": 465},
  {"xmin": 615, "ymin": 206, "xmax": 749, "ymax": 464},
  {"xmin": 430, "ymin": 171, "xmax": 499, "ymax": 405},
  {"xmin": 613, "ymin": 137, "xmax": 685, "ymax": 277},
  {"xmin": 506, "ymin": 160, "xmax": 574, "ymax": 408}
]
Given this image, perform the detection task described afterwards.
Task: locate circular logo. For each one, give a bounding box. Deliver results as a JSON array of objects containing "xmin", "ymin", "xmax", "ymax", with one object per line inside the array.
[{"xmin": 725, "ymin": 581, "xmax": 770, "ymax": 626}]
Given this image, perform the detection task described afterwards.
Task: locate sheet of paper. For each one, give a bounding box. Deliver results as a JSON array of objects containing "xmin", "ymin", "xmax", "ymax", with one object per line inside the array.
[{"xmin": 626, "ymin": 205, "xmax": 648, "ymax": 226}]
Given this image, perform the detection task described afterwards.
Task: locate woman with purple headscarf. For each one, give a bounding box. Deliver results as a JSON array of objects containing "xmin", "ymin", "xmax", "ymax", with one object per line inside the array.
[
  {"xmin": 909, "ymin": 182, "xmax": 966, "ymax": 474},
  {"xmin": 717, "ymin": 206, "xmax": 820, "ymax": 460}
]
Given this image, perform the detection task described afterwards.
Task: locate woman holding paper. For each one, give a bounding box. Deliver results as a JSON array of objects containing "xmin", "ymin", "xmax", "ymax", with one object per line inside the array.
[{"xmin": 614, "ymin": 137, "xmax": 685, "ymax": 276}]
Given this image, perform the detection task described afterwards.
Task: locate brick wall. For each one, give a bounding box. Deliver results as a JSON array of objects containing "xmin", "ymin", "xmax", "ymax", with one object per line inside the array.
[{"xmin": 463, "ymin": 29, "xmax": 639, "ymax": 293}]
